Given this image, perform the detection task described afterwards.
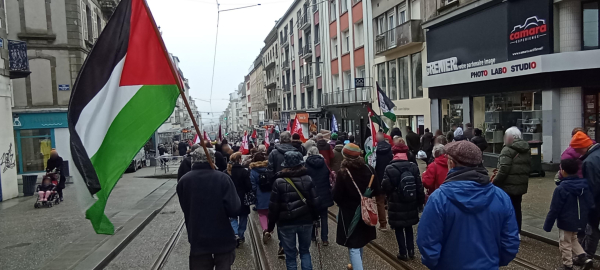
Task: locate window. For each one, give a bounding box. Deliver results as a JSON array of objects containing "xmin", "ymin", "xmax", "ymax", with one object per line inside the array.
[
  {"xmin": 291, "ymin": 46, "xmax": 295, "ymax": 60},
  {"xmin": 301, "ymin": 93, "xmax": 306, "ymax": 108},
  {"xmin": 15, "ymin": 129, "xmax": 54, "ymax": 173},
  {"xmin": 332, "ymin": 74, "xmax": 339, "ymax": 91},
  {"xmin": 342, "ymin": 31, "xmax": 349, "ymax": 53},
  {"xmin": 388, "ymin": 60, "xmax": 397, "ymax": 100},
  {"xmin": 388, "ymin": 11, "xmax": 396, "ymax": 48},
  {"xmin": 356, "ymin": 66, "xmax": 365, "ymax": 79},
  {"xmin": 290, "ymin": 19, "xmax": 294, "ymax": 31},
  {"xmin": 293, "ymin": 94, "xmax": 297, "ymax": 109},
  {"xmin": 399, "ymin": 56, "xmax": 409, "ymax": 99},
  {"xmin": 377, "ymin": 63, "xmax": 386, "ymax": 93},
  {"xmin": 316, "ymin": 57, "xmax": 321, "ymax": 76},
  {"xmin": 317, "ymin": 89, "xmax": 322, "ymax": 107},
  {"xmin": 292, "ymin": 70, "xmax": 296, "ymax": 84},
  {"xmin": 332, "ymin": 37, "xmax": 338, "ymax": 58},
  {"xmin": 81, "ymin": 2, "xmax": 88, "ymax": 41},
  {"xmin": 354, "ymin": 22, "xmax": 364, "ymax": 48},
  {"xmin": 399, "ymin": 9, "xmax": 407, "ymax": 24},
  {"xmin": 287, "ymin": 94, "xmax": 291, "ymax": 109},
  {"xmin": 315, "ymin": 27, "xmax": 320, "ymax": 44},
  {"xmin": 330, "ymin": 0, "xmax": 337, "ymax": 21},
  {"xmin": 377, "ymin": 16, "xmax": 385, "ymax": 35},
  {"xmin": 308, "ymin": 90, "xmax": 314, "ymax": 108},
  {"xmin": 411, "ymin": 52, "xmax": 423, "ymax": 98},
  {"xmin": 583, "ymin": 1, "xmax": 599, "ymax": 50},
  {"xmin": 343, "ymin": 71, "xmax": 351, "ymax": 89},
  {"xmin": 86, "ymin": 6, "xmax": 93, "ymax": 41},
  {"xmin": 91, "ymin": 10, "xmax": 97, "ymax": 39},
  {"xmin": 341, "ymin": 0, "xmax": 348, "ymax": 13}
]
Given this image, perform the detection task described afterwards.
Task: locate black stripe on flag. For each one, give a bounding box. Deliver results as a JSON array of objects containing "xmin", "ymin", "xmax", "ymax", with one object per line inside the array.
[{"xmin": 67, "ymin": 0, "xmax": 131, "ymax": 195}]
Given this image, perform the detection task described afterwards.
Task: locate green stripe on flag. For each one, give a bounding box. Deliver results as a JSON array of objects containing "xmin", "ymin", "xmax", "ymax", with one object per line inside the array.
[
  {"xmin": 86, "ymin": 84, "xmax": 179, "ymax": 234},
  {"xmin": 383, "ymin": 111, "xmax": 396, "ymax": 123}
]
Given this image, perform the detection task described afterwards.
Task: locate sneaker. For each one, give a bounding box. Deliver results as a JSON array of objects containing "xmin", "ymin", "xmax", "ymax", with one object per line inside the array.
[
  {"xmin": 347, "ymin": 264, "xmax": 353, "ymax": 270},
  {"xmin": 397, "ymin": 253, "xmax": 408, "ymax": 261},
  {"xmin": 262, "ymin": 231, "xmax": 271, "ymax": 245},
  {"xmin": 408, "ymin": 250, "xmax": 415, "ymax": 260},
  {"xmin": 322, "ymin": 241, "xmax": 329, "ymax": 246},
  {"xmin": 582, "ymin": 258, "xmax": 593, "ymax": 270},
  {"xmin": 277, "ymin": 247, "xmax": 285, "ymax": 259},
  {"xmin": 378, "ymin": 225, "xmax": 390, "ymax": 232}
]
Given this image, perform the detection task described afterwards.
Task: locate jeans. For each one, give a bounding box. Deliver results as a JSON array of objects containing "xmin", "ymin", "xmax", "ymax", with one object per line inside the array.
[
  {"xmin": 348, "ymin": 248, "xmax": 364, "ymax": 270},
  {"xmin": 279, "ymin": 224, "xmax": 313, "ymax": 270},
  {"xmin": 395, "ymin": 226, "xmax": 414, "ymax": 255},
  {"xmin": 579, "ymin": 210, "xmax": 600, "ymax": 257},
  {"xmin": 312, "ymin": 208, "xmax": 328, "ymax": 242},
  {"xmin": 508, "ymin": 194, "xmax": 522, "ymax": 232},
  {"xmin": 189, "ymin": 250, "xmax": 236, "ymax": 270},
  {"xmin": 230, "ymin": 215, "xmax": 249, "ymax": 240}
]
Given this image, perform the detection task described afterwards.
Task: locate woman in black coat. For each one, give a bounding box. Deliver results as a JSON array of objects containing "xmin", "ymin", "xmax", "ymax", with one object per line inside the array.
[
  {"xmin": 46, "ymin": 150, "xmax": 66, "ymax": 200},
  {"xmin": 333, "ymin": 143, "xmax": 380, "ymax": 270},
  {"xmin": 305, "ymin": 148, "xmax": 334, "ymax": 245},
  {"xmin": 227, "ymin": 152, "xmax": 252, "ymax": 245}
]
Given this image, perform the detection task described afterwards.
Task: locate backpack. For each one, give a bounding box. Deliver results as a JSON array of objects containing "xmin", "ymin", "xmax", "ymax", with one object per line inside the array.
[
  {"xmin": 258, "ymin": 171, "xmax": 273, "ymax": 192},
  {"xmin": 399, "ymin": 166, "xmax": 417, "ymax": 202}
]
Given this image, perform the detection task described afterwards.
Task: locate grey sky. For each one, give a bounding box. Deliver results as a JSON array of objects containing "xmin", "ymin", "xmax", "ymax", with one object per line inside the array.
[{"xmin": 146, "ymin": 0, "xmax": 292, "ymax": 124}]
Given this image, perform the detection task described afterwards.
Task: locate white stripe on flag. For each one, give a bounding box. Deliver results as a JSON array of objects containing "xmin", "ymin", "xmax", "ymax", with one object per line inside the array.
[{"xmin": 75, "ymin": 56, "xmax": 142, "ymax": 158}]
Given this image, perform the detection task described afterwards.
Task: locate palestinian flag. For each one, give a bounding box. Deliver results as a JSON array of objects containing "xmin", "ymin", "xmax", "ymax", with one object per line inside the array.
[
  {"xmin": 68, "ymin": 0, "xmax": 181, "ymax": 234},
  {"xmin": 377, "ymin": 82, "xmax": 396, "ymax": 122},
  {"xmin": 367, "ymin": 106, "xmax": 389, "ymax": 134}
]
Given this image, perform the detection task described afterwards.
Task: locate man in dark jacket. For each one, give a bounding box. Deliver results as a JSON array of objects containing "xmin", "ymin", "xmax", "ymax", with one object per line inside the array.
[
  {"xmin": 463, "ymin": 123, "xmax": 474, "ymax": 140},
  {"xmin": 571, "ymin": 131, "xmax": 600, "ymax": 259},
  {"xmin": 382, "ymin": 143, "xmax": 424, "ymax": 261},
  {"xmin": 420, "ymin": 128, "xmax": 434, "ymax": 163},
  {"xmin": 177, "ymin": 148, "xmax": 241, "ymax": 270},
  {"xmin": 405, "ymin": 126, "xmax": 420, "ymax": 157},
  {"xmin": 178, "ymin": 140, "xmax": 189, "ymax": 156},
  {"xmin": 418, "ymin": 141, "xmax": 519, "ymax": 270},
  {"xmin": 471, "ymin": 128, "xmax": 488, "ymax": 152},
  {"xmin": 493, "ymin": 127, "xmax": 531, "ymax": 232},
  {"xmin": 305, "ymin": 149, "xmax": 334, "ymax": 245},
  {"xmin": 268, "ymin": 132, "xmax": 298, "ymax": 175},
  {"xmin": 291, "ymin": 133, "xmax": 307, "ymax": 156},
  {"xmin": 375, "ymin": 132, "xmax": 393, "ymax": 231},
  {"xmin": 267, "ymin": 151, "xmax": 320, "ymax": 270}
]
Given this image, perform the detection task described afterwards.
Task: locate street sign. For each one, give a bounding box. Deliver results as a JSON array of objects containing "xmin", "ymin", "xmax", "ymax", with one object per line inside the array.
[
  {"xmin": 355, "ymin": 78, "xmax": 365, "ymax": 87},
  {"xmin": 58, "ymin": 84, "xmax": 70, "ymax": 91}
]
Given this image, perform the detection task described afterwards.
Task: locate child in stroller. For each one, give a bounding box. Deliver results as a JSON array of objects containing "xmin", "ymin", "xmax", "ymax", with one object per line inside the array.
[{"xmin": 35, "ymin": 175, "xmax": 58, "ymax": 208}]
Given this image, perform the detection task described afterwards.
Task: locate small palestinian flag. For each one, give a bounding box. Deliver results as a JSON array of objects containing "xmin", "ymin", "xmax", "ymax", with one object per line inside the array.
[
  {"xmin": 367, "ymin": 106, "xmax": 389, "ymax": 134},
  {"xmin": 377, "ymin": 82, "xmax": 396, "ymax": 123},
  {"xmin": 68, "ymin": 0, "xmax": 181, "ymax": 234}
]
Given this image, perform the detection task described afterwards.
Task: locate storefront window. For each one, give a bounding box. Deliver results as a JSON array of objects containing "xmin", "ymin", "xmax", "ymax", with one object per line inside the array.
[
  {"xmin": 441, "ymin": 98, "xmax": 463, "ymax": 133},
  {"xmin": 16, "ymin": 129, "xmax": 53, "ymax": 173},
  {"xmin": 399, "ymin": 56, "xmax": 409, "ymax": 99},
  {"xmin": 473, "ymin": 92, "xmax": 542, "ymax": 154},
  {"xmin": 388, "ymin": 60, "xmax": 397, "ymax": 100},
  {"xmin": 583, "ymin": 1, "xmax": 599, "ymax": 50},
  {"xmin": 396, "ymin": 116, "xmax": 413, "ymax": 137},
  {"xmin": 411, "ymin": 52, "xmax": 423, "ymax": 98},
  {"xmin": 377, "ymin": 63, "xmax": 386, "ymax": 93}
]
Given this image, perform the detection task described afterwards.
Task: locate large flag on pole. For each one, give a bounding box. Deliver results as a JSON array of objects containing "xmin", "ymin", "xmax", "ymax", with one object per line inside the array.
[
  {"xmin": 376, "ymin": 82, "xmax": 396, "ymax": 123},
  {"xmin": 264, "ymin": 130, "xmax": 270, "ymax": 149},
  {"xmin": 292, "ymin": 115, "xmax": 307, "ymax": 143},
  {"xmin": 67, "ymin": 0, "xmax": 181, "ymax": 234}
]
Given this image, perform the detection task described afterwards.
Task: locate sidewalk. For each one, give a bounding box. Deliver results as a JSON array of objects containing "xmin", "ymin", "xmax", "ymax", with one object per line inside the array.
[{"xmin": 0, "ymin": 167, "xmax": 174, "ymax": 270}]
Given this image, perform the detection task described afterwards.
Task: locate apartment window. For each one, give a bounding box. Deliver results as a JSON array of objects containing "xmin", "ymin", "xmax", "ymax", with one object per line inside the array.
[
  {"xmin": 317, "ymin": 89, "xmax": 323, "ymax": 106},
  {"xmin": 399, "ymin": 56, "xmax": 409, "ymax": 99},
  {"xmin": 290, "ymin": 19, "xmax": 294, "ymax": 31},
  {"xmin": 341, "ymin": 0, "xmax": 348, "ymax": 13},
  {"xmin": 86, "ymin": 6, "xmax": 93, "ymax": 41},
  {"xmin": 583, "ymin": 1, "xmax": 599, "ymax": 50},
  {"xmin": 293, "ymin": 94, "xmax": 297, "ymax": 109},
  {"xmin": 388, "ymin": 11, "xmax": 396, "ymax": 47},
  {"xmin": 411, "ymin": 52, "xmax": 423, "ymax": 98},
  {"xmin": 292, "ymin": 70, "xmax": 296, "ymax": 84},
  {"xmin": 377, "ymin": 63, "xmax": 386, "ymax": 93},
  {"xmin": 343, "ymin": 71, "xmax": 351, "ymax": 89},
  {"xmin": 298, "ymin": 38, "xmax": 303, "ymax": 55},
  {"xmin": 332, "ymin": 37, "xmax": 338, "ymax": 58},
  {"xmin": 316, "ymin": 57, "xmax": 321, "ymax": 76},
  {"xmin": 308, "ymin": 90, "xmax": 314, "ymax": 108},
  {"xmin": 356, "ymin": 66, "xmax": 366, "ymax": 79},
  {"xmin": 287, "ymin": 94, "xmax": 291, "ymax": 109},
  {"xmin": 388, "ymin": 60, "xmax": 397, "ymax": 100},
  {"xmin": 342, "ymin": 31, "xmax": 349, "ymax": 53},
  {"xmin": 399, "ymin": 9, "xmax": 407, "ymax": 24},
  {"xmin": 333, "ymin": 75, "xmax": 339, "ymax": 91},
  {"xmin": 291, "ymin": 46, "xmax": 295, "ymax": 60},
  {"xmin": 377, "ymin": 16, "xmax": 385, "ymax": 35},
  {"xmin": 315, "ymin": 27, "xmax": 320, "ymax": 44},
  {"xmin": 330, "ymin": 0, "xmax": 337, "ymax": 21},
  {"xmin": 354, "ymin": 22, "xmax": 364, "ymax": 48},
  {"xmin": 301, "ymin": 93, "xmax": 306, "ymax": 108},
  {"xmin": 81, "ymin": 2, "xmax": 88, "ymax": 41}
]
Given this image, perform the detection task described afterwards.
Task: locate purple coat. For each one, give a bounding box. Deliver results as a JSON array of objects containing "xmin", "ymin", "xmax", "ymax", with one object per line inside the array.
[{"xmin": 561, "ymin": 147, "xmax": 583, "ymax": 178}]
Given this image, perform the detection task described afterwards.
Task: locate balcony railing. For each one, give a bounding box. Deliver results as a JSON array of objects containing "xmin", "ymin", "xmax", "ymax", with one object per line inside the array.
[
  {"xmin": 282, "ymin": 60, "xmax": 290, "ymax": 70},
  {"xmin": 265, "ymin": 77, "xmax": 276, "ymax": 88},
  {"xmin": 322, "ymin": 88, "xmax": 372, "ymax": 106},
  {"xmin": 303, "ymin": 73, "xmax": 314, "ymax": 87},
  {"xmin": 300, "ymin": 12, "xmax": 310, "ymax": 30},
  {"xmin": 267, "ymin": 94, "xmax": 279, "ymax": 105},
  {"xmin": 265, "ymin": 57, "xmax": 276, "ymax": 69},
  {"xmin": 302, "ymin": 44, "xmax": 312, "ymax": 59},
  {"xmin": 375, "ymin": 20, "xmax": 424, "ymax": 55}
]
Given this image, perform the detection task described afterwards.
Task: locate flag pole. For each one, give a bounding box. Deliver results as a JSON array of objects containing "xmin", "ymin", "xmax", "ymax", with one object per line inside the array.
[{"xmin": 142, "ymin": 0, "xmax": 215, "ymax": 169}]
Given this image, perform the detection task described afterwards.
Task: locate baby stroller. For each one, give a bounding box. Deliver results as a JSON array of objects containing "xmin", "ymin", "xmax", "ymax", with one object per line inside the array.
[{"xmin": 34, "ymin": 173, "xmax": 60, "ymax": 208}]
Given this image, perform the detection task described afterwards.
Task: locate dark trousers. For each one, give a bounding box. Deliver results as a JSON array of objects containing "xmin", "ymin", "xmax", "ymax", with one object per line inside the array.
[
  {"xmin": 509, "ymin": 194, "xmax": 522, "ymax": 232},
  {"xmin": 311, "ymin": 208, "xmax": 329, "ymax": 242},
  {"xmin": 579, "ymin": 210, "xmax": 600, "ymax": 257},
  {"xmin": 189, "ymin": 250, "xmax": 236, "ymax": 270},
  {"xmin": 394, "ymin": 226, "xmax": 414, "ymax": 255}
]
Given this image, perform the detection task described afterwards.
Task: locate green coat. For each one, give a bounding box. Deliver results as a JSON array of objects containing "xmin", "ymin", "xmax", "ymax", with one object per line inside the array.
[{"xmin": 494, "ymin": 138, "xmax": 532, "ymax": 196}]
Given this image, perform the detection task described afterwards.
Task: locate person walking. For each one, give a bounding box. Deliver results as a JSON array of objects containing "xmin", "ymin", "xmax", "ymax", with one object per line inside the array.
[
  {"xmin": 452, "ymin": 126, "xmax": 468, "ymax": 142},
  {"xmin": 177, "ymin": 144, "xmax": 201, "ymax": 181},
  {"xmin": 382, "ymin": 142, "xmax": 424, "ymax": 261},
  {"xmin": 560, "ymin": 128, "xmax": 588, "ymax": 178},
  {"xmin": 179, "ymin": 140, "xmax": 189, "ymax": 156},
  {"xmin": 492, "ymin": 127, "xmax": 531, "ymax": 232},
  {"xmin": 375, "ymin": 132, "xmax": 393, "ymax": 231},
  {"xmin": 177, "ymin": 148, "xmax": 241, "ymax": 270},
  {"xmin": 267, "ymin": 151, "xmax": 320, "ymax": 270},
  {"xmin": 544, "ymin": 158, "xmax": 594, "ymax": 270},
  {"xmin": 422, "ymin": 144, "xmax": 449, "ymax": 202},
  {"xmin": 292, "ymin": 133, "xmax": 308, "ymax": 156},
  {"xmin": 446, "ymin": 124, "xmax": 456, "ymax": 143},
  {"xmin": 249, "ymin": 152, "xmax": 271, "ymax": 243},
  {"xmin": 570, "ymin": 131, "xmax": 600, "ymax": 259},
  {"xmin": 305, "ymin": 147, "xmax": 334, "ymax": 246},
  {"xmin": 417, "ymin": 141, "xmax": 520, "ymax": 270},
  {"xmin": 46, "ymin": 150, "xmax": 66, "ymax": 201},
  {"xmin": 470, "ymin": 128, "xmax": 488, "ymax": 153},
  {"xmin": 405, "ymin": 126, "xmax": 420, "ymax": 157},
  {"xmin": 391, "ymin": 127, "xmax": 403, "ymax": 139},
  {"xmin": 420, "ymin": 128, "xmax": 434, "ymax": 164},
  {"xmin": 317, "ymin": 133, "xmax": 335, "ymax": 167},
  {"xmin": 331, "ymin": 141, "xmax": 344, "ymax": 172},
  {"xmin": 463, "ymin": 123, "xmax": 474, "ymax": 140},
  {"xmin": 227, "ymin": 152, "xmax": 252, "ymax": 247},
  {"xmin": 334, "ymin": 143, "xmax": 380, "ymax": 270}
]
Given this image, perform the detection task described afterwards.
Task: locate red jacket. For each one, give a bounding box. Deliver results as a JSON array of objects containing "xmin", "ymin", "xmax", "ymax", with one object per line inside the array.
[
  {"xmin": 317, "ymin": 140, "xmax": 334, "ymax": 167},
  {"xmin": 422, "ymin": 155, "xmax": 449, "ymax": 196}
]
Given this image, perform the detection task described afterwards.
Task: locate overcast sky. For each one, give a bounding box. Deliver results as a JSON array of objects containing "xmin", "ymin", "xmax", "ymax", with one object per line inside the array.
[{"xmin": 146, "ymin": 0, "xmax": 292, "ymax": 125}]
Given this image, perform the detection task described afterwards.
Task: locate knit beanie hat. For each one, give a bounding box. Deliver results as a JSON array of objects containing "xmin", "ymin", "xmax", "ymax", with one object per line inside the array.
[
  {"xmin": 570, "ymin": 131, "xmax": 593, "ymax": 149},
  {"xmin": 444, "ymin": 141, "xmax": 482, "ymax": 167},
  {"xmin": 342, "ymin": 143, "xmax": 361, "ymax": 159}
]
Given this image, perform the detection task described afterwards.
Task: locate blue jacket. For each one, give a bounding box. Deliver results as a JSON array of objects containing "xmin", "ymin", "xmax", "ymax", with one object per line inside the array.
[
  {"xmin": 544, "ymin": 176, "xmax": 594, "ymax": 232},
  {"xmin": 417, "ymin": 167, "xmax": 520, "ymax": 270},
  {"xmin": 249, "ymin": 160, "xmax": 270, "ymax": 210}
]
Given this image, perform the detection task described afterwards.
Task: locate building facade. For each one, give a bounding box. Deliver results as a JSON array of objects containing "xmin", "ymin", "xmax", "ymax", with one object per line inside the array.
[
  {"xmin": 262, "ymin": 27, "xmax": 281, "ymax": 126},
  {"xmin": 423, "ymin": 0, "xmax": 600, "ymax": 166}
]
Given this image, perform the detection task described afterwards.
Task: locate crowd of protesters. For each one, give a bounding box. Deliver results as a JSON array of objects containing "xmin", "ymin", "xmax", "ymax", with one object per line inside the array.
[{"xmin": 175, "ymin": 122, "xmax": 600, "ymax": 270}]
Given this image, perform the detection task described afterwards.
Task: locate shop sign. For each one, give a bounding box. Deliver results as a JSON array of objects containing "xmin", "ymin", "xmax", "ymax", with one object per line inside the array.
[
  {"xmin": 425, "ymin": 0, "xmax": 552, "ymax": 79},
  {"xmin": 296, "ymin": 113, "xmax": 309, "ymax": 123},
  {"xmin": 12, "ymin": 112, "xmax": 68, "ymax": 130}
]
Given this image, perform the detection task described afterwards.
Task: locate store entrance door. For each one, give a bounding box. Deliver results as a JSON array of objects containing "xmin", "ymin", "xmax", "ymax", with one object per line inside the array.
[{"xmin": 584, "ymin": 88, "xmax": 600, "ymax": 142}]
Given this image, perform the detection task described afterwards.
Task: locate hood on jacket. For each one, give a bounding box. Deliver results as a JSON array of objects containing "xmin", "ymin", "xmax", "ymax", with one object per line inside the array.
[
  {"xmin": 276, "ymin": 143, "xmax": 298, "ymax": 154},
  {"xmin": 583, "ymin": 144, "xmax": 600, "ymax": 160},
  {"xmin": 249, "ymin": 160, "xmax": 268, "ymax": 169},
  {"xmin": 561, "ymin": 176, "xmax": 589, "ymax": 196},
  {"xmin": 453, "ymin": 135, "xmax": 468, "ymax": 142},
  {"xmin": 334, "ymin": 144, "xmax": 344, "ymax": 152},
  {"xmin": 440, "ymin": 180, "xmax": 496, "ymax": 214},
  {"xmin": 392, "ymin": 144, "xmax": 409, "ymax": 154},
  {"xmin": 376, "ymin": 141, "xmax": 392, "ymax": 154},
  {"xmin": 277, "ymin": 167, "xmax": 308, "ymax": 178},
  {"xmin": 445, "ymin": 166, "xmax": 490, "ymax": 185},
  {"xmin": 306, "ymin": 155, "xmax": 326, "ymax": 168},
  {"xmin": 508, "ymin": 138, "xmax": 530, "ymax": 153},
  {"xmin": 317, "ymin": 140, "xmax": 331, "ymax": 151},
  {"xmin": 434, "ymin": 155, "xmax": 448, "ymax": 166},
  {"xmin": 303, "ymin": 140, "xmax": 317, "ymax": 150}
]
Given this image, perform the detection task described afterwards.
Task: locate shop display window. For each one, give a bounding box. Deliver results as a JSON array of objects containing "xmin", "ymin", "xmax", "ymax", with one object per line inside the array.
[
  {"xmin": 15, "ymin": 129, "xmax": 54, "ymax": 173},
  {"xmin": 441, "ymin": 98, "xmax": 463, "ymax": 133}
]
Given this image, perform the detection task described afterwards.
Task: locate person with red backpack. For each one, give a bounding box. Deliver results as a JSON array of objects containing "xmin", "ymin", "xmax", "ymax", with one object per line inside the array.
[{"xmin": 382, "ymin": 142, "xmax": 425, "ymax": 261}]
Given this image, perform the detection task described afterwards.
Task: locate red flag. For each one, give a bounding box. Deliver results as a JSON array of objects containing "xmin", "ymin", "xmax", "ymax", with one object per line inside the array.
[
  {"xmin": 264, "ymin": 130, "xmax": 270, "ymax": 149},
  {"xmin": 367, "ymin": 107, "xmax": 378, "ymax": 147},
  {"xmin": 251, "ymin": 129, "xmax": 257, "ymax": 139},
  {"xmin": 218, "ymin": 124, "xmax": 222, "ymax": 141},
  {"xmin": 204, "ymin": 131, "xmax": 210, "ymax": 142},
  {"xmin": 286, "ymin": 120, "xmax": 291, "ymax": 132},
  {"xmin": 292, "ymin": 116, "xmax": 307, "ymax": 143},
  {"xmin": 240, "ymin": 130, "xmax": 249, "ymax": 155},
  {"xmin": 193, "ymin": 133, "xmax": 201, "ymax": 144}
]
